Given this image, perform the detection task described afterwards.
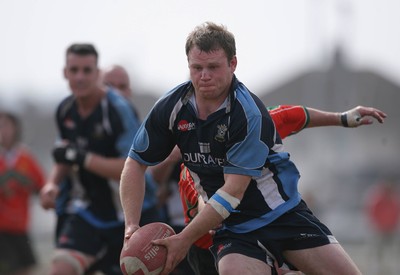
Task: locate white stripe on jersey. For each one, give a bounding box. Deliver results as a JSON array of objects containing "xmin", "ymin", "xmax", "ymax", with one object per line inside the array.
[
  {"xmin": 169, "ymin": 100, "xmax": 184, "ymax": 131},
  {"xmin": 255, "ymin": 168, "xmax": 286, "ymax": 209},
  {"xmin": 188, "ymin": 168, "xmax": 209, "ymax": 202}
]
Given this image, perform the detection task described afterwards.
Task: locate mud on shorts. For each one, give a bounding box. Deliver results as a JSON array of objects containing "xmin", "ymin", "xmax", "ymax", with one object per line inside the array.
[{"xmin": 210, "ymin": 200, "xmax": 338, "ymax": 272}]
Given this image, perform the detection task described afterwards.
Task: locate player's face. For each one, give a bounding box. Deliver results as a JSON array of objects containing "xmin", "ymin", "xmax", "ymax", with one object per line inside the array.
[
  {"xmin": 0, "ymin": 116, "xmax": 17, "ymax": 149},
  {"xmin": 64, "ymin": 54, "xmax": 99, "ymax": 98},
  {"xmin": 188, "ymin": 46, "xmax": 237, "ymax": 101},
  {"xmin": 103, "ymin": 69, "xmax": 132, "ymax": 99}
]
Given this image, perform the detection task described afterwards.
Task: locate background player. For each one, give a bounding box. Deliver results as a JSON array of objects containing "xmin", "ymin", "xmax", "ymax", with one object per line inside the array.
[
  {"xmin": 0, "ymin": 111, "xmax": 46, "ymax": 275},
  {"xmin": 40, "ymin": 44, "xmax": 139, "ymax": 275}
]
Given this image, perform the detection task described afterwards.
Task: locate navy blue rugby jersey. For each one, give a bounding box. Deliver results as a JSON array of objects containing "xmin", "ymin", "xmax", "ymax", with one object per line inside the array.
[
  {"xmin": 129, "ymin": 77, "xmax": 302, "ymax": 233},
  {"xmin": 55, "ymin": 88, "xmax": 139, "ymax": 228}
]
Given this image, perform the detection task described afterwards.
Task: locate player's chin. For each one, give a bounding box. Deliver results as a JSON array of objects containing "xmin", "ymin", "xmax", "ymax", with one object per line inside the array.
[
  {"xmin": 71, "ymin": 86, "xmax": 91, "ymax": 97},
  {"xmin": 198, "ymin": 88, "xmax": 219, "ymax": 99}
]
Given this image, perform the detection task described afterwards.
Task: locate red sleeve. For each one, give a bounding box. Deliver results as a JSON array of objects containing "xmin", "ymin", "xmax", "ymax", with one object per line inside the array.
[
  {"xmin": 267, "ymin": 105, "xmax": 310, "ymax": 139},
  {"xmin": 178, "ymin": 164, "xmax": 213, "ymax": 249},
  {"xmin": 178, "ymin": 164, "xmax": 199, "ymax": 224}
]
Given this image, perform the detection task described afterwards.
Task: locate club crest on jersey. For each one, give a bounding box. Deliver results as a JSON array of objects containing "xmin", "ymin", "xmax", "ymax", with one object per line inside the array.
[
  {"xmin": 215, "ymin": 124, "xmax": 228, "ymax": 142},
  {"xmin": 177, "ymin": 120, "xmax": 196, "ymax": 132}
]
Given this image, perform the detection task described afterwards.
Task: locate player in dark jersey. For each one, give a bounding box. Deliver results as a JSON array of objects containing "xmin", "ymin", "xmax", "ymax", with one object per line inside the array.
[
  {"xmin": 40, "ymin": 44, "xmax": 141, "ymax": 275},
  {"xmin": 178, "ymin": 105, "xmax": 386, "ymax": 275},
  {"xmin": 120, "ymin": 22, "xmax": 378, "ymax": 275}
]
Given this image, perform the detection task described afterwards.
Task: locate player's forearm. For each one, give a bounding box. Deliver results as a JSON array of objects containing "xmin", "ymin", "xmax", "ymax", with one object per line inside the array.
[
  {"xmin": 182, "ymin": 174, "xmax": 249, "ymax": 240},
  {"xmin": 120, "ymin": 157, "xmax": 146, "ymax": 227},
  {"xmin": 307, "ymin": 106, "xmax": 387, "ymax": 128},
  {"xmin": 180, "ymin": 202, "xmax": 224, "ymax": 244},
  {"xmin": 40, "ymin": 164, "xmax": 70, "ymax": 210},
  {"xmin": 47, "ymin": 163, "xmax": 70, "ymax": 185},
  {"xmin": 84, "ymin": 153, "xmax": 126, "ymax": 180},
  {"xmin": 306, "ymin": 108, "xmax": 341, "ymax": 128}
]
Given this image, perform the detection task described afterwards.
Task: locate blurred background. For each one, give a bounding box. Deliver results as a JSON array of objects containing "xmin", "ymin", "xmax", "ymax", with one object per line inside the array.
[{"xmin": 1, "ymin": 0, "xmax": 399, "ymax": 274}]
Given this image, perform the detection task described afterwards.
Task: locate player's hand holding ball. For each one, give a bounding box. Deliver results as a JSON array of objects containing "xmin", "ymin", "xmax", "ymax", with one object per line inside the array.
[{"xmin": 120, "ymin": 222, "xmax": 176, "ymax": 275}]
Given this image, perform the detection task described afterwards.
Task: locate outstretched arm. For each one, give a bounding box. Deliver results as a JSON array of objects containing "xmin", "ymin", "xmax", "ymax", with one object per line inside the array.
[{"xmin": 307, "ymin": 105, "xmax": 386, "ymax": 128}]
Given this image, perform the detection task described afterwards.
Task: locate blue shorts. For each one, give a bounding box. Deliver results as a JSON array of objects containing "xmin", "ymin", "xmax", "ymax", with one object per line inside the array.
[
  {"xmin": 210, "ymin": 200, "xmax": 337, "ymax": 270},
  {"xmin": 57, "ymin": 214, "xmax": 124, "ymax": 275}
]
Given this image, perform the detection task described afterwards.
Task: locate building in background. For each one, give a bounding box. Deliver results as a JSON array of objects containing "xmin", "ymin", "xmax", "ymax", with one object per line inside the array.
[{"xmin": 260, "ymin": 47, "xmax": 399, "ymax": 241}]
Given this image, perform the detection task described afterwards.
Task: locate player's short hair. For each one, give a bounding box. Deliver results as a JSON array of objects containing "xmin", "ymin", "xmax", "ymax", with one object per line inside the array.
[
  {"xmin": 185, "ymin": 21, "xmax": 236, "ymax": 62},
  {"xmin": 66, "ymin": 43, "xmax": 98, "ymax": 63}
]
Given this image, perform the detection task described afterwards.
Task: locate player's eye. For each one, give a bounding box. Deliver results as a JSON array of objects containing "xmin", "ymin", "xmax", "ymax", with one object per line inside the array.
[
  {"xmin": 69, "ymin": 67, "xmax": 78, "ymax": 74},
  {"xmin": 83, "ymin": 67, "xmax": 93, "ymax": 74},
  {"xmin": 190, "ymin": 65, "xmax": 201, "ymax": 71}
]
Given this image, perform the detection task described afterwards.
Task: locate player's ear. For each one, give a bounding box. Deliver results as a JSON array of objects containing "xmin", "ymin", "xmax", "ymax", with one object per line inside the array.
[
  {"xmin": 229, "ymin": 56, "xmax": 237, "ymax": 72},
  {"xmin": 63, "ymin": 67, "xmax": 68, "ymax": 79}
]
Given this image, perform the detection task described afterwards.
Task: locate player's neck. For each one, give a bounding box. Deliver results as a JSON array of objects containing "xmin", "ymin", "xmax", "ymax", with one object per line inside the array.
[
  {"xmin": 76, "ymin": 88, "xmax": 105, "ymax": 118},
  {"xmin": 195, "ymin": 95, "xmax": 228, "ymax": 120}
]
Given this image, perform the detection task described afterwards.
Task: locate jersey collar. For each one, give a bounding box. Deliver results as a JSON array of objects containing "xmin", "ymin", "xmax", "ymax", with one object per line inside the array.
[{"xmin": 181, "ymin": 75, "xmax": 238, "ymax": 115}]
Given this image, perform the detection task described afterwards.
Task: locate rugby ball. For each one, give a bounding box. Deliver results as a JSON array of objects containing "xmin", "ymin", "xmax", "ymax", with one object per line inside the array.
[{"xmin": 120, "ymin": 222, "xmax": 176, "ymax": 275}]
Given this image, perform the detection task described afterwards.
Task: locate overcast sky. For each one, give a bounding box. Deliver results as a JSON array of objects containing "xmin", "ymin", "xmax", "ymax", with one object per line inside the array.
[{"xmin": 1, "ymin": 0, "xmax": 399, "ymax": 104}]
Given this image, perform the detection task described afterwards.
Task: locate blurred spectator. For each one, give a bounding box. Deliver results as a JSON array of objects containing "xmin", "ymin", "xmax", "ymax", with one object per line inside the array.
[
  {"xmin": 0, "ymin": 111, "xmax": 45, "ymax": 275},
  {"xmin": 100, "ymin": 65, "xmax": 141, "ymax": 125},
  {"xmin": 101, "ymin": 65, "xmax": 133, "ymax": 100},
  {"xmin": 366, "ymin": 179, "xmax": 400, "ymax": 233},
  {"xmin": 364, "ymin": 179, "xmax": 400, "ymax": 274}
]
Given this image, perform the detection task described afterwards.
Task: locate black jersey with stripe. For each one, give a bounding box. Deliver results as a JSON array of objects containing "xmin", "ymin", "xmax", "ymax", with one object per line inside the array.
[
  {"xmin": 56, "ymin": 89, "xmax": 139, "ymax": 227},
  {"xmin": 130, "ymin": 77, "xmax": 302, "ymax": 233}
]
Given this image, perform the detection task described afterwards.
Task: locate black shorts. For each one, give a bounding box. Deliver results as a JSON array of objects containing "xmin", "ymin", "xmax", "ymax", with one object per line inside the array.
[
  {"xmin": 187, "ymin": 244, "xmax": 218, "ymax": 275},
  {"xmin": 210, "ymin": 200, "xmax": 337, "ymax": 269},
  {"xmin": 0, "ymin": 232, "xmax": 36, "ymax": 274},
  {"xmin": 57, "ymin": 214, "xmax": 124, "ymax": 275}
]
